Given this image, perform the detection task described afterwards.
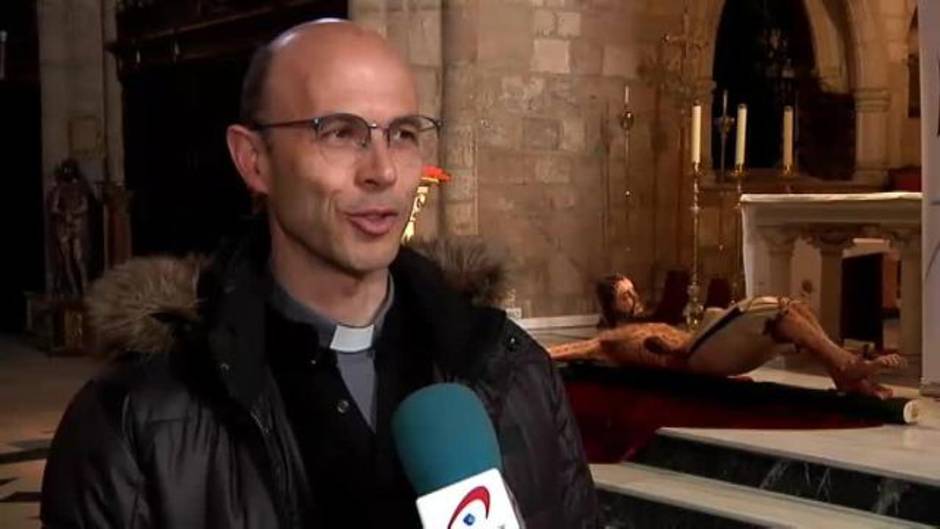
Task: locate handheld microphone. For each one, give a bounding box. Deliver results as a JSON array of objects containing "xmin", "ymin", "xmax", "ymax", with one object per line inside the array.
[{"xmin": 392, "ymin": 383, "xmax": 522, "ymax": 529}]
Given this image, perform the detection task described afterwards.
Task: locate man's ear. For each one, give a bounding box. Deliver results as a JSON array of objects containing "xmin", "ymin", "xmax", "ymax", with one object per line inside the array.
[{"xmin": 226, "ymin": 124, "xmax": 271, "ymax": 195}]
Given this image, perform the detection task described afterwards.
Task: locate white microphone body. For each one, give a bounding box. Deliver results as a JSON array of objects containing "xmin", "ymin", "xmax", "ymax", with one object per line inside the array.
[{"xmin": 415, "ymin": 468, "xmax": 522, "ymax": 529}]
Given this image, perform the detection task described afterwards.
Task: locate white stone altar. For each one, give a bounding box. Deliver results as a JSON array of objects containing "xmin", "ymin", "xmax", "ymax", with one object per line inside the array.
[{"xmin": 740, "ymin": 192, "xmax": 922, "ymax": 371}]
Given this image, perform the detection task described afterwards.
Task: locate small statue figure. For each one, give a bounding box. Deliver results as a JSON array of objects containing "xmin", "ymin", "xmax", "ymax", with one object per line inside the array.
[
  {"xmin": 548, "ymin": 274, "xmax": 904, "ymax": 399},
  {"xmin": 48, "ymin": 159, "xmax": 92, "ymax": 298}
]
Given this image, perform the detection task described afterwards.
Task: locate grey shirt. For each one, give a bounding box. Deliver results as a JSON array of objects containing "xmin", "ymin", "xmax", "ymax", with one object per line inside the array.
[{"xmin": 268, "ymin": 275, "xmax": 395, "ymax": 430}]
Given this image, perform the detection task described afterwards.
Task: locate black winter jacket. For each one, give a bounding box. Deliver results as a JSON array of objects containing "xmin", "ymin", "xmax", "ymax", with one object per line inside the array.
[{"xmin": 40, "ymin": 228, "xmax": 598, "ymax": 528}]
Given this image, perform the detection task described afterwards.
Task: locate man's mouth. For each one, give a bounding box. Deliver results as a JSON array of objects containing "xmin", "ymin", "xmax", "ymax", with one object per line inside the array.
[{"xmin": 345, "ymin": 209, "xmax": 400, "ymax": 237}]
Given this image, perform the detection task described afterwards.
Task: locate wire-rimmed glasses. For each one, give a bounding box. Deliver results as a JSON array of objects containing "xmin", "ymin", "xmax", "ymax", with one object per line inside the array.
[{"xmin": 251, "ymin": 113, "xmax": 441, "ymax": 169}]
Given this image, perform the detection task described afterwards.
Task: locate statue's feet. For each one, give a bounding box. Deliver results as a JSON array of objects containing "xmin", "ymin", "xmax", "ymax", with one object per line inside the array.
[
  {"xmin": 833, "ymin": 354, "xmax": 905, "ymax": 399},
  {"xmin": 835, "ymin": 377, "xmax": 894, "ymax": 400}
]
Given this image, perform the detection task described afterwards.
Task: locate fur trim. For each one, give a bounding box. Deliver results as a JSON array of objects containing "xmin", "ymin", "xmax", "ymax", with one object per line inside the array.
[
  {"xmin": 85, "ymin": 256, "xmax": 203, "ymax": 357},
  {"xmin": 85, "ymin": 238, "xmax": 507, "ymax": 357},
  {"xmin": 406, "ymin": 237, "xmax": 510, "ymax": 307}
]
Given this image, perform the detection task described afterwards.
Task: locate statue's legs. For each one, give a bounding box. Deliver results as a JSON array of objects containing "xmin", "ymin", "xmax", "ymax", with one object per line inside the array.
[
  {"xmin": 547, "ymin": 338, "xmax": 603, "ymax": 362},
  {"xmin": 57, "ymin": 237, "xmax": 78, "ymax": 298},
  {"xmin": 71, "ymin": 236, "xmax": 88, "ymax": 295},
  {"xmin": 770, "ymin": 299, "xmax": 903, "ymax": 398}
]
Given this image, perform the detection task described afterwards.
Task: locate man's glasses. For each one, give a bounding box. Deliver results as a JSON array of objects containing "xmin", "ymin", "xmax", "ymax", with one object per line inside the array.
[{"xmin": 251, "ymin": 113, "xmax": 442, "ymax": 169}]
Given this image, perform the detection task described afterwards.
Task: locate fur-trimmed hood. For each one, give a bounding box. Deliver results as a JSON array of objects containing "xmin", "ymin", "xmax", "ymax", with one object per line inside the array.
[{"xmin": 85, "ymin": 238, "xmax": 509, "ymax": 358}]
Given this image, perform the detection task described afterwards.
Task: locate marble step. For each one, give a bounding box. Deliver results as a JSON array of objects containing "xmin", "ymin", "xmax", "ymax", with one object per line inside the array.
[
  {"xmin": 592, "ymin": 462, "xmax": 935, "ymax": 529},
  {"xmin": 630, "ymin": 429, "xmax": 940, "ymax": 526}
]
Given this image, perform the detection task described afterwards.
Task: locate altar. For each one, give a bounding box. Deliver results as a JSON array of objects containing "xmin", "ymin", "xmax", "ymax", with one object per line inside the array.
[{"xmin": 740, "ymin": 192, "xmax": 923, "ymax": 373}]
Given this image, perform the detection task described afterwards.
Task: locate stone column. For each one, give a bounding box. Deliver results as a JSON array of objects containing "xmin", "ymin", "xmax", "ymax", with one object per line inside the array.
[
  {"xmin": 348, "ymin": 0, "xmax": 388, "ymax": 36},
  {"xmin": 853, "ymin": 88, "xmax": 891, "ymax": 186},
  {"xmin": 759, "ymin": 227, "xmax": 799, "ymax": 297},
  {"xmin": 439, "ymin": 0, "xmax": 479, "ymax": 236},
  {"xmin": 919, "ymin": 0, "xmax": 940, "ymax": 396},
  {"xmin": 888, "ymin": 229, "xmax": 922, "ymax": 377},
  {"xmin": 102, "ymin": 0, "xmax": 124, "ymax": 185},
  {"xmin": 806, "ymin": 227, "xmax": 858, "ymax": 342},
  {"xmin": 39, "ymin": 0, "xmax": 108, "ymax": 289}
]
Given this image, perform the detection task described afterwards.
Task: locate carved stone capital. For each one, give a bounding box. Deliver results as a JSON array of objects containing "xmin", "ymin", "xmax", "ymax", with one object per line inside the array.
[
  {"xmin": 885, "ymin": 228, "xmax": 922, "ymax": 258},
  {"xmin": 758, "ymin": 227, "xmax": 799, "ymax": 255},
  {"xmin": 803, "ymin": 225, "xmax": 863, "ymax": 253}
]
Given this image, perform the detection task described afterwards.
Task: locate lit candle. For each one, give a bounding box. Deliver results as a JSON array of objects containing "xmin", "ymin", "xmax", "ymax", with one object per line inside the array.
[
  {"xmin": 624, "ymin": 85, "xmax": 630, "ymax": 105},
  {"xmin": 691, "ymin": 103, "xmax": 702, "ymax": 165},
  {"xmin": 721, "ymin": 89, "xmax": 728, "ymax": 116},
  {"xmin": 782, "ymin": 105, "xmax": 794, "ymax": 170},
  {"xmin": 734, "ymin": 104, "xmax": 748, "ymax": 168}
]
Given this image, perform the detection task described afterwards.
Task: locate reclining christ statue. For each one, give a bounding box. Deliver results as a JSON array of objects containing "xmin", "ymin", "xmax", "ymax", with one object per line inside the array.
[{"xmin": 548, "ymin": 274, "xmax": 904, "ymax": 399}]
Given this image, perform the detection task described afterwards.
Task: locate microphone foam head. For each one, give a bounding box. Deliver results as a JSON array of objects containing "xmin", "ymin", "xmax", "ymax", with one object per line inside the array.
[{"xmin": 392, "ymin": 383, "xmax": 502, "ymax": 496}]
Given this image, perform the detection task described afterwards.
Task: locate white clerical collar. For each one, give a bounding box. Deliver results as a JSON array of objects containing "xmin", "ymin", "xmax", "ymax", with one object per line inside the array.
[
  {"xmin": 330, "ymin": 324, "xmax": 375, "ymax": 353},
  {"xmin": 268, "ymin": 271, "xmax": 395, "ymax": 352}
]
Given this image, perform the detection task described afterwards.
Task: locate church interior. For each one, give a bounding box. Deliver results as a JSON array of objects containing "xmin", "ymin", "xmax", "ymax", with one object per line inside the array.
[{"xmin": 1, "ymin": 0, "xmax": 939, "ymax": 526}]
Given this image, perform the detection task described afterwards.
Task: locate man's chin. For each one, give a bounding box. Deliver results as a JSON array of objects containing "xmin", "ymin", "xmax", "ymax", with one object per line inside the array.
[{"xmin": 341, "ymin": 240, "xmax": 402, "ymax": 276}]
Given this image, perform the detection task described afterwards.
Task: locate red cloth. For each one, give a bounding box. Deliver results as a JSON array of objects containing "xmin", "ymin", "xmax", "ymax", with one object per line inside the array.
[{"xmin": 562, "ymin": 364, "xmax": 889, "ymax": 463}]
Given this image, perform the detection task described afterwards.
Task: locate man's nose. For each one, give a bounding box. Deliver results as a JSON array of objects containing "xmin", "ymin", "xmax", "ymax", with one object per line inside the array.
[{"xmin": 356, "ymin": 131, "xmax": 397, "ymax": 188}]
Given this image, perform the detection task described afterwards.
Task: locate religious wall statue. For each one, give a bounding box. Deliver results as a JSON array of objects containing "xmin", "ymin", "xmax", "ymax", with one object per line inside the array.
[
  {"xmin": 548, "ymin": 275, "xmax": 904, "ymax": 399},
  {"xmin": 48, "ymin": 159, "xmax": 93, "ymax": 299}
]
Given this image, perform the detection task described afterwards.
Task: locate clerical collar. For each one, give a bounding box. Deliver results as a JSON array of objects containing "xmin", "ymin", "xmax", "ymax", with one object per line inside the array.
[{"xmin": 268, "ymin": 273, "xmax": 395, "ymax": 352}]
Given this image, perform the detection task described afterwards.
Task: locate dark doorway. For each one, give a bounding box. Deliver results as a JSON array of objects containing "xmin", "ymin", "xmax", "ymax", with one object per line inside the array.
[
  {"xmin": 712, "ymin": 0, "xmax": 853, "ymax": 178},
  {"xmin": 0, "ymin": 1, "xmax": 44, "ymax": 332},
  {"xmin": 116, "ymin": 1, "xmax": 347, "ymax": 257},
  {"xmin": 842, "ymin": 253, "xmax": 884, "ymax": 350},
  {"xmin": 124, "ymin": 57, "xmax": 252, "ymax": 256}
]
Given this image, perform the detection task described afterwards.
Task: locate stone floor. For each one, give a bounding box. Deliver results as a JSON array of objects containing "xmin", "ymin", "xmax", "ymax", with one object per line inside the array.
[
  {"xmin": 1, "ymin": 326, "xmax": 937, "ymax": 529},
  {"xmin": 0, "ymin": 335, "xmax": 99, "ymax": 529}
]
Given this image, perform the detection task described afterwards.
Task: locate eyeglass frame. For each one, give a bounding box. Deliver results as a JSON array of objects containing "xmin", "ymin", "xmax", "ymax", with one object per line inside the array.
[{"xmin": 248, "ymin": 112, "xmax": 443, "ymax": 151}]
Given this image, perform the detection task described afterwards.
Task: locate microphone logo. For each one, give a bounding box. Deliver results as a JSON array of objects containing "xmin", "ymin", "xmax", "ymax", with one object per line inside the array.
[{"xmin": 447, "ymin": 486, "xmax": 491, "ymax": 528}]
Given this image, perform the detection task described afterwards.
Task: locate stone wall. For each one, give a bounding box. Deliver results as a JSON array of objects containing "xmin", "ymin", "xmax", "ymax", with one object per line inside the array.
[{"xmin": 352, "ymin": 0, "xmax": 710, "ymax": 316}]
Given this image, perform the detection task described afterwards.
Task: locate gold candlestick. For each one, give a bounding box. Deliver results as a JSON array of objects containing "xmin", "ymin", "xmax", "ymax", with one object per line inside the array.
[
  {"xmin": 714, "ymin": 96, "xmax": 736, "ymax": 181},
  {"xmin": 619, "ymin": 105, "xmax": 635, "ymax": 254},
  {"xmin": 730, "ymin": 164, "xmax": 747, "ymax": 300},
  {"xmin": 684, "ymin": 162, "xmax": 705, "ymax": 329},
  {"xmin": 402, "ymin": 184, "xmax": 431, "ymax": 243}
]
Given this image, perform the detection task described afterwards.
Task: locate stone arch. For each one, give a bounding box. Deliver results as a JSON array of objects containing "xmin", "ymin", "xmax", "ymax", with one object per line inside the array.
[
  {"xmin": 692, "ymin": 0, "xmax": 890, "ymax": 183},
  {"xmin": 842, "ymin": 0, "xmax": 889, "ymax": 90}
]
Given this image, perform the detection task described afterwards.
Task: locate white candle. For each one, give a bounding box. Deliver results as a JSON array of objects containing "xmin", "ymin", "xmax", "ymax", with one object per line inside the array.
[
  {"xmin": 722, "ymin": 90, "xmax": 728, "ymax": 116},
  {"xmin": 782, "ymin": 105, "xmax": 794, "ymax": 169},
  {"xmin": 734, "ymin": 104, "xmax": 748, "ymax": 167},
  {"xmin": 624, "ymin": 85, "xmax": 630, "ymax": 105},
  {"xmin": 690, "ymin": 103, "xmax": 702, "ymax": 165}
]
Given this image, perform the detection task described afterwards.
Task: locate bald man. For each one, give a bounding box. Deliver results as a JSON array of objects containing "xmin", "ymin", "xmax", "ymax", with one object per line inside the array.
[{"xmin": 41, "ymin": 20, "xmax": 598, "ymax": 529}]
